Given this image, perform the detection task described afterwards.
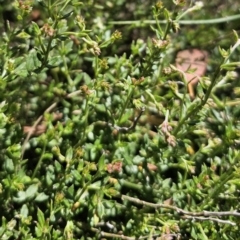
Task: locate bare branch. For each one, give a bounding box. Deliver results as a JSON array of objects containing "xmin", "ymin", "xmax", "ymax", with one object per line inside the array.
[
  {"xmin": 121, "ymin": 194, "xmax": 240, "ymax": 218},
  {"xmin": 91, "ymin": 227, "xmax": 178, "ymax": 240},
  {"xmin": 182, "ymin": 215, "xmax": 236, "ymax": 225},
  {"xmin": 114, "ymin": 107, "xmax": 145, "ymax": 133},
  {"xmin": 66, "ymin": 89, "xmax": 82, "ymax": 98},
  {"xmin": 94, "ymin": 108, "xmax": 145, "ymax": 133}
]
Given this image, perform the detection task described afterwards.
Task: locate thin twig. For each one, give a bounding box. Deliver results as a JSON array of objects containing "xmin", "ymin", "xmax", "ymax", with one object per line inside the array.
[
  {"xmin": 94, "ymin": 108, "xmax": 145, "ymax": 133},
  {"xmin": 109, "ymin": 14, "xmax": 240, "ymax": 25},
  {"xmin": 182, "ymin": 215, "xmax": 236, "ymax": 226},
  {"xmin": 116, "ymin": 108, "xmax": 145, "ymax": 133},
  {"xmin": 91, "ymin": 227, "xmax": 177, "ymax": 240},
  {"xmin": 66, "ymin": 89, "xmax": 82, "ymax": 98},
  {"xmin": 121, "ymin": 195, "xmax": 240, "ymax": 217}
]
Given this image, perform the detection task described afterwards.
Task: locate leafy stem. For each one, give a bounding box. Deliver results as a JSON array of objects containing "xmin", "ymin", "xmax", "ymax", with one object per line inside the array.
[
  {"xmin": 173, "ymin": 65, "xmax": 222, "ymax": 136},
  {"xmin": 173, "ymin": 39, "xmax": 240, "ymax": 136},
  {"xmin": 117, "ymin": 85, "xmax": 135, "ymax": 125},
  {"xmin": 32, "ymin": 143, "xmax": 47, "ymax": 178},
  {"xmin": 201, "ymin": 168, "xmax": 235, "ymax": 209}
]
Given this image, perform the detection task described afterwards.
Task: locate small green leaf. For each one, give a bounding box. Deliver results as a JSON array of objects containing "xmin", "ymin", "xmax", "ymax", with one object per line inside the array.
[
  {"xmin": 186, "ymin": 98, "xmax": 201, "ymax": 114},
  {"xmin": 13, "ymin": 191, "xmax": 27, "ymax": 203},
  {"xmin": 72, "ymin": 1, "xmax": 84, "ymax": 7},
  {"xmin": 64, "ymin": 220, "xmax": 74, "ymax": 238},
  {"xmin": 233, "ymin": 29, "xmax": 239, "ymax": 42},
  {"xmin": 35, "ymin": 225, "xmax": 42, "ymax": 237},
  {"xmin": 46, "ymin": 171, "xmax": 54, "ymax": 187},
  {"xmin": 37, "ymin": 208, "xmax": 45, "ymax": 228},
  {"xmin": 35, "ymin": 193, "xmax": 49, "ymax": 202},
  {"xmin": 31, "ymin": 21, "xmax": 41, "ymax": 35},
  {"xmin": 66, "ymin": 147, "xmax": 73, "ymax": 163},
  {"xmin": 93, "ymin": 214, "xmax": 99, "ymax": 226},
  {"xmin": 7, "ymin": 143, "xmax": 21, "ymax": 160},
  {"xmin": 67, "ymin": 184, "xmax": 75, "ymax": 198},
  {"xmin": 163, "ymin": 8, "xmax": 171, "ymax": 20},
  {"xmin": 63, "ymin": 41, "xmax": 74, "ymax": 55},
  {"xmin": 26, "ymin": 49, "xmax": 41, "ymax": 72},
  {"xmin": 98, "ymin": 153, "xmax": 105, "ymax": 172},
  {"xmin": 71, "ymin": 170, "xmax": 82, "ymax": 182},
  {"xmin": 0, "ymin": 101, "xmax": 8, "ymax": 112},
  {"xmin": 37, "ymin": 0, "xmax": 47, "ymax": 8},
  {"xmin": 104, "ymin": 187, "xmax": 119, "ymax": 197},
  {"xmin": 54, "ymin": 160, "xmax": 62, "ymax": 173},
  {"xmin": 14, "ymin": 62, "xmax": 28, "ymax": 77},
  {"xmin": 7, "ymin": 219, "xmax": 17, "ymax": 230},
  {"xmin": 42, "ymin": 152, "xmax": 53, "ymax": 160},
  {"xmin": 221, "ymin": 62, "xmax": 240, "ymax": 71},
  {"xmin": 218, "ymin": 46, "xmax": 229, "ymax": 58},
  {"xmin": 60, "ymin": 10, "xmax": 73, "ymax": 19},
  {"xmin": 26, "ymin": 184, "xmax": 38, "ymax": 199},
  {"xmin": 47, "ymin": 56, "xmax": 62, "ymax": 68},
  {"xmin": 4, "ymin": 158, "xmax": 14, "ymax": 173},
  {"xmin": 20, "ymin": 204, "xmax": 29, "ymax": 218},
  {"xmin": 97, "ymin": 202, "xmax": 105, "ymax": 218},
  {"xmin": 17, "ymin": 31, "xmax": 31, "ymax": 39},
  {"xmin": 0, "ymin": 225, "xmax": 6, "ymax": 237}
]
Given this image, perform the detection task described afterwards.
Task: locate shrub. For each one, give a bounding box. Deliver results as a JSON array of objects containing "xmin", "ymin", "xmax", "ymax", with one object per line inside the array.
[{"xmin": 1, "ymin": 0, "xmax": 240, "ymax": 239}]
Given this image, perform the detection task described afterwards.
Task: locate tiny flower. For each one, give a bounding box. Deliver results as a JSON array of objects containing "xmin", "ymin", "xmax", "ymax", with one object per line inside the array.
[
  {"xmin": 166, "ymin": 134, "xmax": 176, "ymax": 147},
  {"xmin": 89, "ymin": 43, "xmax": 101, "ymax": 56},
  {"xmin": 161, "ymin": 120, "xmax": 169, "ymax": 134},
  {"xmin": 172, "ymin": 22, "xmax": 180, "ymax": 33},
  {"xmin": 111, "ymin": 30, "xmax": 122, "ymax": 41},
  {"xmin": 82, "ymin": 38, "xmax": 101, "ymax": 55},
  {"xmin": 155, "ymin": 1, "xmax": 164, "ymax": 10},
  {"xmin": 80, "ymin": 85, "xmax": 91, "ymax": 95},
  {"xmin": 133, "ymin": 99, "xmax": 144, "ymax": 109},
  {"xmin": 75, "ymin": 15, "xmax": 85, "ymax": 30},
  {"xmin": 17, "ymin": 0, "xmax": 33, "ymax": 12},
  {"xmin": 99, "ymin": 81, "xmax": 110, "ymax": 91},
  {"xmin": 162, "ymin": 67, "xmax": 172, "ymax": 75},
  {"xmin": 171, "ymin": 223, "xmax": 180, "ymax": 232},
  {"xmin": 42, "ymin": 23, "xmax": 55, "ymax": 37},
  {"xmin": 131, "ymin": 77, "xmax": 145, "ymax": 86},
  {"xmin": 55, "ymin": 192, "xmax": 64, "ymax": 204},
  {"xmin": 99, "ymin": 58, "xmax": 109, "ymax": 70},
  {"xmin": 152, "ymin": 38, "xmax": 169, "ymax": 49},
  {"xmin": 108, "ymin": 177, "xmax": 118, "ymax": 184}
]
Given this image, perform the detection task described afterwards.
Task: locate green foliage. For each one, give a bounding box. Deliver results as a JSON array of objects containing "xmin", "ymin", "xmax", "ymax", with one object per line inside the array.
[{"xmin": 1, "ymin": 0, "xmax": 240, "ymax": 239}]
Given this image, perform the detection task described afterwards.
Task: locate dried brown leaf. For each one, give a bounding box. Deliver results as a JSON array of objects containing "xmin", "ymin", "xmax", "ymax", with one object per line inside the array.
[{"xmin": 175, "ymin": 48, "xmax": 208, "ymax": 99}]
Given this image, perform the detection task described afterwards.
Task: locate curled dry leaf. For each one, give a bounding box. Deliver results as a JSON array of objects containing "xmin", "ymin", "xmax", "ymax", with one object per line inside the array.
[
  {"xmin": 163, "ymin": 197, "xmax": 173, "ymax": 205},
  {"xmin": 175, "ymin": 48, "xmax": 208, "ymax": 99},
  {"xmin": 23, "ymin": 124, "xmax": 47, "ymax": 136},
  {"xmin": 147, "ymin": 163, "xmax": 158, "ymax": 171},
  {"xmin": 31, "ymin": 9, "xmax": 41, "ymax": 21}
]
